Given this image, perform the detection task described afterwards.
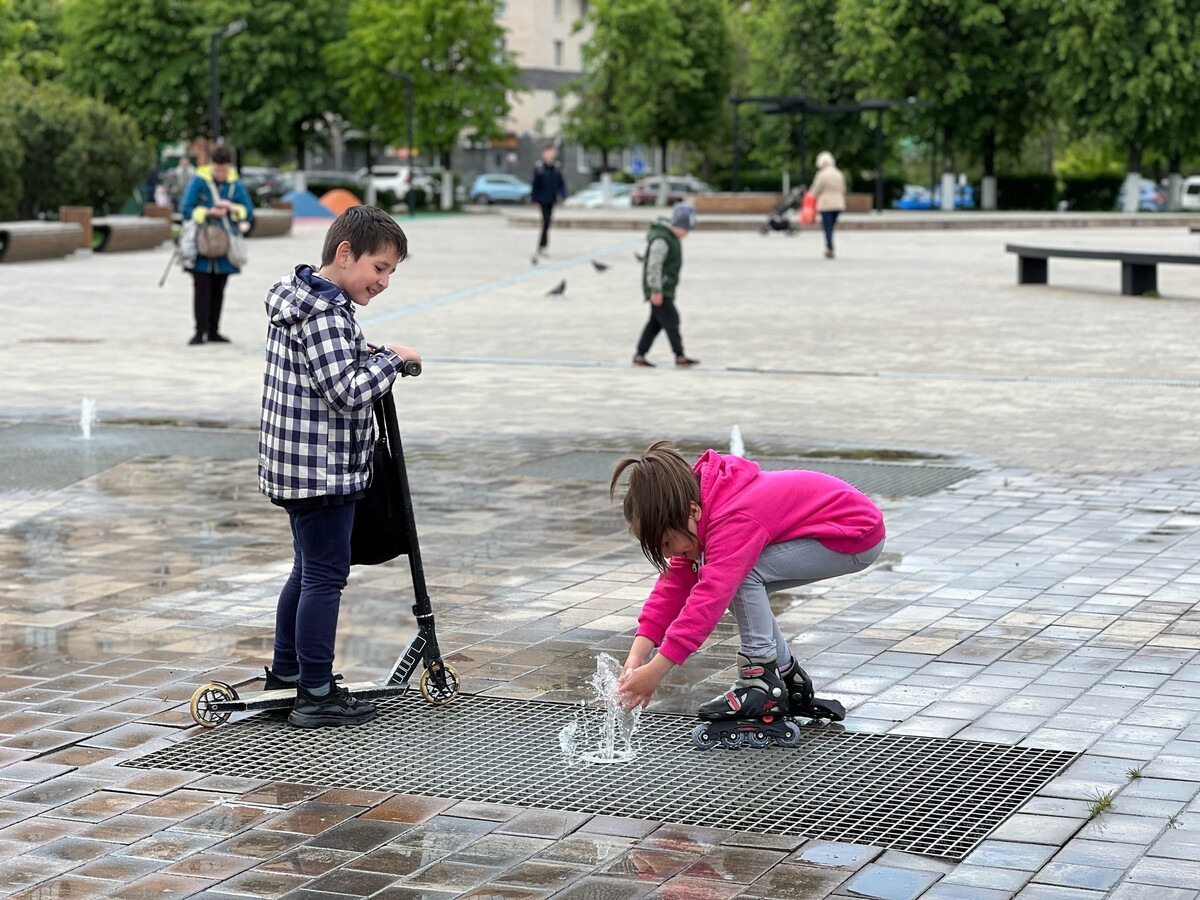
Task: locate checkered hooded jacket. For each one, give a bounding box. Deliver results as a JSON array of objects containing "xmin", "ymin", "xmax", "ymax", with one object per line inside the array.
[{"xmin": 258, "ymin": 265, "xmax": 401, "ymax": 501}]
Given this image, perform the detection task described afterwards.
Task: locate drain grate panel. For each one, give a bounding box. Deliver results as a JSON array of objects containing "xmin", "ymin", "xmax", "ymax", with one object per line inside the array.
[
  {"xmin": 508, "ymin": 451, "xmax": 979, "ymax": 498},
  {"xmin": 126, "ymin": 694, "xmax": 1074, "ymax": 859}
]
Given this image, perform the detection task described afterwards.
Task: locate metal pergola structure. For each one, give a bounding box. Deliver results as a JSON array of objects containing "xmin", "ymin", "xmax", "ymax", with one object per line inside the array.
[{"xmin": 730, "ymin": 95, "xmax": 930, "ymax": 213}]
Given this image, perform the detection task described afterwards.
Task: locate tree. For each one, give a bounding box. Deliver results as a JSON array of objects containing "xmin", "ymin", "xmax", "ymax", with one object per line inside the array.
[
  {"xmin": 733, "ymin": 0, "xmax": 876, "ymax": 183},
  {"xmin": 5, "ymin": 79, "xmax": 151, "ymax": 217},
  {"xmin": 1047, "ymin": 0, "xmax": 1200, "ymax": 210},
  {"xmin": 204, "ymin": 0, "xmax": 348, "ymax": 162},
  {"xmin": 836, "ymin": 0, "xmax": 1049, "ymax": 206},
  {"xmin": 567, "ymin": 0, "xmax": 729, "ymax": 200},
  {"xmin": 0, "ymin": 72, "xmax": 25, "ymax": 218},
  {"xmin": 623, "ymin": 0, "xmax": 730, "ymax": 199},
  {"xmin": 326, "ymin": 0, "xmax": 521, "ymax": 170},
  {"xmin": 0, "ymin": 0, "xmax": 62, "ymax": 83},
  {"xmin": 559, "ymin": 0, "xmax": 641, "ymax": 174},
  {"xmin": 60, "ymin": 0, "xmax": 205, "ymax": 141}
]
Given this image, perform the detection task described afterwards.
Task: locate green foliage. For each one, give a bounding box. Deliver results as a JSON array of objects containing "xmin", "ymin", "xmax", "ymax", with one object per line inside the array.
[
  {"xmin": 327, "ymin": 0, "xmax": 521, "ymax": 168},
  {"xmin": 0, "ymin": 74, "xmax": 24, "ymax": 218},
  {"xmin": 207, "ymin": 0, "xmax": 348, "ymax": 159},
  {"xmin": 1059, "ymin": 174, "xmax": 1124, "ymax": 211},
  {"xmin": 993, "ymin": 174, "xmax": 1057, "ymax": 210},
  {"xmin": 564, "ymin": 0, "xmax": 730, "ymax": 172},
  {"xmin": 60, "ymin": 0, "xmax": 206, "ymax": 141},
  {"xmin": 734, "ymin": 0, "xmax": 877, "ymax": 179},
  {"xmin": 0, "ymin": 0, "xmax": 62, "ymax": 82},
  {"xmin": 835, "ymin": 0, "xmax": 1049, "ymax": 175},
  {"xmin": 1047, "ymin": 0, "xmax": 1200, "ymax": 165},
  {"xmin": 1, "ymin": 77, "xmax": 151, "ymax": 217}
]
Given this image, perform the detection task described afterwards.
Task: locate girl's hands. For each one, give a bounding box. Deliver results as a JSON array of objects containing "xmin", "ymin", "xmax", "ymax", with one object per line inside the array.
[
  {"xmin": 620, "ymin": 636, "xmax": 655, "ymax": 681},
  {"xmin": 617, "ymin": 637, "xmax": 674, "ymax": 710}
]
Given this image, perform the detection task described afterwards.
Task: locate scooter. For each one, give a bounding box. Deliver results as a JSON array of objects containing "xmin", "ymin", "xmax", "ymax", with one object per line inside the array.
[{"xmin": 188, "ymin": 363, "xmax": 460, "ymax": 726}]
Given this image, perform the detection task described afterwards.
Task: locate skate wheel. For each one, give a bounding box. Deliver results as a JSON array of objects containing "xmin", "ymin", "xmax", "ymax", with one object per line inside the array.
[
  {"xmin": 719, "ymin": 731, "xmax": 744, "ymax": 750},
  {"xmin": 691, "ymin": 723, "xmax": 714, "ymax": 751},
  {"xmin": 747, "ymin": 730, "xmax": 771, "ymax": 749},
  {"xmin": 189, "ymin": 682, "xmax": 235, "ymax": 728},
  {"xmin": 778, "ymin": 721, "xmax": 802, "ymax": 748},
  {"xmin": 419, "ymin": 661, "xmax": 460, "ymax": 706}
]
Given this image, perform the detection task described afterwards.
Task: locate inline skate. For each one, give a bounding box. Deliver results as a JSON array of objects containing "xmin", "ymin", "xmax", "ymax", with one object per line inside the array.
[
  {"xmin": 780, "ymin": 658, "xmax": 846, "ymax": 722},
  {"xmin": 691, "ymin": 653, "xmax": 802, "ymax": 750}
]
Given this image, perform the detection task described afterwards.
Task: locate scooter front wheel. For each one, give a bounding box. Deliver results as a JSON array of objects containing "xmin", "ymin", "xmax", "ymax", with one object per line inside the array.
[{"xmin": 419, "ymin": 661, "xmax": 460, "ymax": 706}]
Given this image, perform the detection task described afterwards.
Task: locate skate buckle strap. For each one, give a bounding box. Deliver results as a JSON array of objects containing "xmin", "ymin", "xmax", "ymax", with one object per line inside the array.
[
  {"xmin": 742, "ymin": 665, "xmax": 765, "ymax": 677},
  {"xmin": 725, "ymin": 690, "xmax": 742, "ymax": 711}
]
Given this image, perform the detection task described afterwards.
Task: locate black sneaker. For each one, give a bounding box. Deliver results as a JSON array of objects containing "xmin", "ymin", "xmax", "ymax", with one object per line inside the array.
[
  {"xmin": 262, "ymin": 666, "xmax": 299, "ymax": 692},
  {"xmin": 206, "ymin": 333, "xmax": 231, "ymax": 343},
  {"xmin": 288, "ymin": 678, "xmax": 377, "ymax": 728},
  {"xmin": 188, "ymin": 334, "xmax": 205, "ymax": 345}
]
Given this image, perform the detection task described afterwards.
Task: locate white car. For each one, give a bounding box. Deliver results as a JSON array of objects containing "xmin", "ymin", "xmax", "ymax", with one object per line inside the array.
[
  {"xmin": 564, "ymin": 182, "xmax": 633, "ymax": 209},
  {"xmin": 1181, "ymin": 176, "xmax": 1200, "ymax": 211},
  {"xmin": 357, "ymin": 165, "xmax": 436, "ymax": 203}
]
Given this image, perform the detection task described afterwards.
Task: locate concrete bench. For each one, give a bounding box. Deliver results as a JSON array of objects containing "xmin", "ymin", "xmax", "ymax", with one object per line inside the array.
[
  {"xmin": 1005, "ymin": 243, "xmax": 1200, "ymax": 296},
  {"xmin": 246, "ymin": 207, "xmax": 293, "ymax": 238},
  {"xmin": 0, "ymin": 221, "xmax": 83, "ymax": 263},
  {"xmin": 93, "ymin": 216, "xmax": 171, "ymax": 252}
]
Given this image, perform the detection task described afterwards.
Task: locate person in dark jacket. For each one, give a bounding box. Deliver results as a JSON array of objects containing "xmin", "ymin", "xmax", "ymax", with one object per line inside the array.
[
  {"xmin": 633, "ymin": 202, "xmax": 699, "ymax": 368},
  {"xmin": 530, "ymin": 143, "xmax": 567, "ymax": 263},
  {"xmin": 180, "ymin": 145, "xmax": 254, "ymax": 344}
]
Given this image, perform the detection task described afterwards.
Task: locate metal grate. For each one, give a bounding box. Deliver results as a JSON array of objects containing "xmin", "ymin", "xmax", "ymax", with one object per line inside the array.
[
  {"xmin": 126, "ymin": 694, "xmax": 1074, "ymax": 859},
  {"xmin": 0, "ymin": 423, "xmax": 257, "ymax": 492},
  {"xmin": 508, "ymin": 451, "xmax": 980, "ymax": 498}
]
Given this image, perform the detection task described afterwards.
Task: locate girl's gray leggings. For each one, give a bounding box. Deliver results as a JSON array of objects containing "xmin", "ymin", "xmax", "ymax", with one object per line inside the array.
[{"xmin": 728, "ymin": 537, "xmax": 884, "ymax": 664}]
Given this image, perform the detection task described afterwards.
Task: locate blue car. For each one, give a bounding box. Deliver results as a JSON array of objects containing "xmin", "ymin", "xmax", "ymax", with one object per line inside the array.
[
  {"xmin": 895, "ymin": 183, "xmax": 976, "ymax": 210},
  {"xmin": 469, "ymin": 174, "xmax": 532, "ymax": 205}
]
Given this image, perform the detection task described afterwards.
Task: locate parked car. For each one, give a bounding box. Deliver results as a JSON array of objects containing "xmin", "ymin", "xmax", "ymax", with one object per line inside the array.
[
  {"xmin": 239, "ymin": 166, "xmax": 290, "ymax": 201},
  {"xmin": 357, "ymin": 164, "xmax": 437, "ymax": 204},
  {"xmin": 1114, "ymin": 178, "xmax": 1166, "ymax": 212},
  {"xmin": 563, "ymin": 181, "xmax": 633, "ymax": 208},
  {"xmin": 629, "ymin": 176, "xmax": 714, "ymax": 206},
  {"xmin": 1182, "ymin": 176, "xmax": 1200, "ymax": 211},
  {"xmin": 468, "ymin": 173, "xmax": 532, "ymax": 204},
  {"xmin": 894, "ymin": 183, "xmax": 976, "ymax": 210}
]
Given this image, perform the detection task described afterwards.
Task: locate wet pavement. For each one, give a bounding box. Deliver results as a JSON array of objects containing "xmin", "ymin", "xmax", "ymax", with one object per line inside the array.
[{"xmin": 2, "ymin": 213, "xmax": 1200, "ymax": 897}]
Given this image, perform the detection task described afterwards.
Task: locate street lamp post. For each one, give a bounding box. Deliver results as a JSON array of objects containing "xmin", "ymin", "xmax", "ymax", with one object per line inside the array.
[
  {"xmin": 210, "ymin": 20, "xmax": 248, "ymax": 147},
  {"xmin": 384, "ymin": 68, "xmax": 416, "ymax": 217}
]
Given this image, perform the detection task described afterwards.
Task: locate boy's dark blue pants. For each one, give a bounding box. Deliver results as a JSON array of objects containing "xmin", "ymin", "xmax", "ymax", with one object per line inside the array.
[{"xmin": 272, "ymin": 503, "xmax": 355, "ymax": 690}]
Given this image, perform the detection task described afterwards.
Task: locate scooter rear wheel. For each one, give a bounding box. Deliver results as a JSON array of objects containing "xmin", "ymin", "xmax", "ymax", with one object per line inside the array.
[{"xmin": 189, "ymin": 682, "xmax": 237, "ymax": 728}]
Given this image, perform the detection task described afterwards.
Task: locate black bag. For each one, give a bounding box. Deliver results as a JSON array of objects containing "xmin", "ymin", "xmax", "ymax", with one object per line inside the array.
[{"xmin": 349, "ymin": 403, "xmax": 410, "ymax": 565}]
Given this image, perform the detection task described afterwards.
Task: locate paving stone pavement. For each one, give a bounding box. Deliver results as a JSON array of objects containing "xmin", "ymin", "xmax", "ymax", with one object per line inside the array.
[{"xmin": 1, "ymin": 213, "xmax": 1199, "ymax": 898}]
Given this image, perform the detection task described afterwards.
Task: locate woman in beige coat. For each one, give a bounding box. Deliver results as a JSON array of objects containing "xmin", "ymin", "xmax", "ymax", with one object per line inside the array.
[{"xmin": 810, "ymin": 151, "xmax": 846, "ymax": 259}]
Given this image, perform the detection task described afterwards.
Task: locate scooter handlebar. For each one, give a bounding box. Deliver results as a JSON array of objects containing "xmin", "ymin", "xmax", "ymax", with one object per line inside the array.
[{"xmin": 400, "ymin": 359, "xmax": 422, "ymax": 378}]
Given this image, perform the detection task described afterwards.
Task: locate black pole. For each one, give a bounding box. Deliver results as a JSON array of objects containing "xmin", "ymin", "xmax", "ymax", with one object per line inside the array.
[
  {"xmin": 731, "ymin": 101, "xmax": 740, "ymax": 192},
  {"xmin": 875, "ymin": 109, "xmax": 884, "ymax": 214},
  {"xmin": 406, "ymin": 74, "xmax": 415, "ymax": 217},
  {"xmin": 209, "ymin": 34, "xmax": 220, "ymax": 145}
]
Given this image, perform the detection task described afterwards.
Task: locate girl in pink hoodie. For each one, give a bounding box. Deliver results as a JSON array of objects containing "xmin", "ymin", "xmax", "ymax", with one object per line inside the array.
[{"xmin": 611, "ymin": 441, "xmax": 885, "ymax": 725}]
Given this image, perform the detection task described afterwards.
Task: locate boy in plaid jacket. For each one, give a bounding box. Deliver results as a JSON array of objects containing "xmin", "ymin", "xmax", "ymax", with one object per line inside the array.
[{"xmin": 258, "ymin": 206, "xmax": 419, "ymax": 728}]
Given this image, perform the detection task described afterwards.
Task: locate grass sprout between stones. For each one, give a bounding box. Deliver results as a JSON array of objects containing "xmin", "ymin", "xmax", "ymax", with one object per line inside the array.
[{"xmin": 1087, "ymin": 789, "xmax": 1117, "ymax": 820}]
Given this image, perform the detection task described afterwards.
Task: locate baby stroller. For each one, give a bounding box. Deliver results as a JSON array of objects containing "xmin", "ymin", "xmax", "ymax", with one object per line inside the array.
[{"xmin": 760, "ymin": 185, "xmax": 805, "ymax": 236}]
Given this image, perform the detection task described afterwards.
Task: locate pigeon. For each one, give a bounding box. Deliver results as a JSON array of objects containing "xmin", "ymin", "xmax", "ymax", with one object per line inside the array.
[
  {"xmin": 634, "ymin": 252, "xmax": 644, "ymax": 263},
  {"xmin": 591, "ymin": 259, "xmax": 609, "ymax": 273},
  {"xmin": 546, "ymin": 279, "xmax": 567, "ymax": 297}
]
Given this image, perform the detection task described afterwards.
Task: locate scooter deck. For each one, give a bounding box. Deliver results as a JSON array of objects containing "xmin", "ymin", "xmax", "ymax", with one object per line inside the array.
[{"xmin": 209, "ymin": 681, "xmax": 410, "ymax": 713}]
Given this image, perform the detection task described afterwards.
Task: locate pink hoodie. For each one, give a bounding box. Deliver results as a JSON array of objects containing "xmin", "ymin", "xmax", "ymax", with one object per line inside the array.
[{"xmin": 637, "ymin": 451, "xmax": 885, "ymax": 665}]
